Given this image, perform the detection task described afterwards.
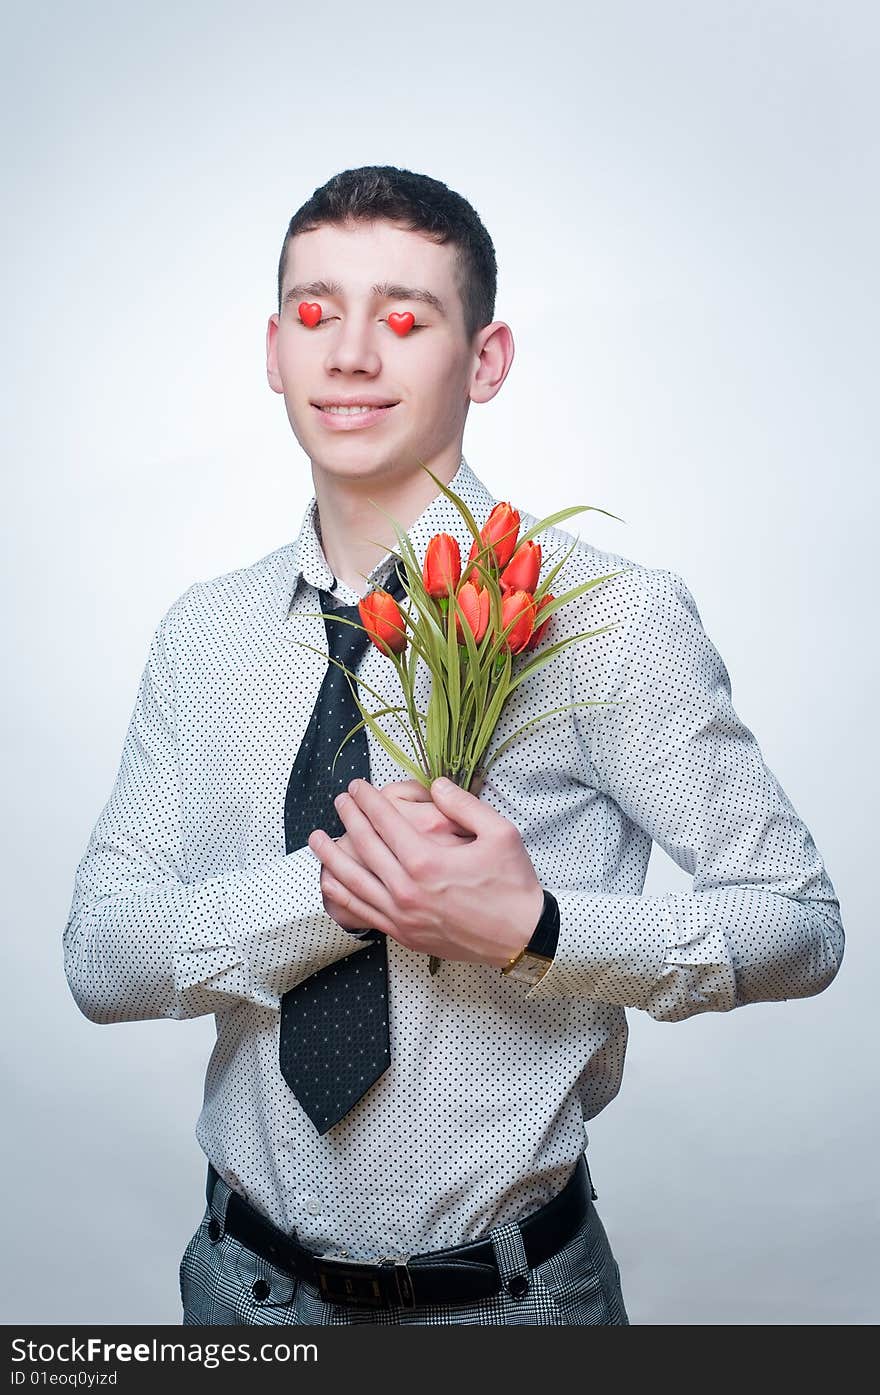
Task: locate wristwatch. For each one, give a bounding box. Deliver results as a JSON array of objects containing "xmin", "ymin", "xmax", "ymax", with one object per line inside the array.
[{"xmin": 501, "ymin": 889, "xmax": 560, "ymax": 985}]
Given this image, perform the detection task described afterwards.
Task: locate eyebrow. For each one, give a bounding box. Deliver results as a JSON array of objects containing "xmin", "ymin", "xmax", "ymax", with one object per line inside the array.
[{"xmin": 283, "ymin": 279, "xmax": 447, "ymax": 316}]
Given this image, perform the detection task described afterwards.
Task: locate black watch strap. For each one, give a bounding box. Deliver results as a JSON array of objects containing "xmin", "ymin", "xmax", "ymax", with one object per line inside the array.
[{"xmin": 526, "ymin": 889, "xmax": 560, "ymax": 959}]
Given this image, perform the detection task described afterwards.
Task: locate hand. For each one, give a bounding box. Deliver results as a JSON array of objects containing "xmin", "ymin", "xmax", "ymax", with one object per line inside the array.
[
  {"xmin": 308, "ymin": 777, "xmax": 544, "ymax": 967},
  {"xmin": 317, "ymin": 780, "xmax": 475, "ymax": 934}
]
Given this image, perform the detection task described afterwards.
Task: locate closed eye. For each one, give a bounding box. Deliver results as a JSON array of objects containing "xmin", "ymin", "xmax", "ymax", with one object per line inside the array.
[{"xmin": 298, "ymin": 315, "xmax": 424, "ymax": 330}]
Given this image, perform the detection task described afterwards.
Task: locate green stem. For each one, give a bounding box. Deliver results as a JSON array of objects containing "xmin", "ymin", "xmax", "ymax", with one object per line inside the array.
[{"xmin": 393, "ymin": 651, "xmax": 431, "ymax": 777}]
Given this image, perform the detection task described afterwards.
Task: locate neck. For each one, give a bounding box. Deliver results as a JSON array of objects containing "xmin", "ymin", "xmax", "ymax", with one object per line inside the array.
[{"xmin": 311, "ymin": 445, "xmax": 464, "ymax": 597}]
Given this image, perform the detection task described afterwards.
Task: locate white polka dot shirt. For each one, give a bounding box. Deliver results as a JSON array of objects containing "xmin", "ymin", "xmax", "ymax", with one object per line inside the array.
[{"xmin": 63, "ymin": 455, "xmax": 845, "ymax": 1259}]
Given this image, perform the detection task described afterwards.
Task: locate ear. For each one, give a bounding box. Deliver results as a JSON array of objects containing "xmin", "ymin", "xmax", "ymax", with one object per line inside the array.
[
  {"xmin": 266, "ymin": 312, "xmax": 283, "ymax": 394},
  {"xmin": 468, "ymin": 321, "xmax": 515, "ymax": 406}
]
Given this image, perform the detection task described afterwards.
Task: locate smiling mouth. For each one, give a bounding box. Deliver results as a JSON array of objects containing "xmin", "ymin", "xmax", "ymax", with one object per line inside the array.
[
  {"xmin": 312, "ymin": 402, "xmax": 399, "ymax": 429},
  {"xmin": 315, "ymin": 403, "xmax": 399, "ymax": 415}
]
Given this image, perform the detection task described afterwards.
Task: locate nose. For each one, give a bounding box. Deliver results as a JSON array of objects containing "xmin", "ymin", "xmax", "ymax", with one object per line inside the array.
[{"xmin": 324, "ymin": 311, "xmax": 382, "ymax": 377}]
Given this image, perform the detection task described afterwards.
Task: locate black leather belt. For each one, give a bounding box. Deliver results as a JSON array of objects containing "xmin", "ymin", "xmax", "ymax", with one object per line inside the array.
[{"xmin": 205, "ymin": 1156, "xmax": 594, "ymax": 1310}]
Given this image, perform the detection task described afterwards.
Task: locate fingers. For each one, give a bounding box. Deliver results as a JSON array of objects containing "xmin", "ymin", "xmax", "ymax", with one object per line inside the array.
[
  {"xmin": 378, "ymin": 782, "xmax": 467, "ymax": 837},
  {"xmin": 429, "ymin": 777, "xmax": 501, "ymax": 837},
  {"xmin": 343, "ymin": 779, "xmax": 425, "ymax": 870},
  {"xmin": 379, "ymin": 779, "xmax": 432, "ymax": 803},
  {"xmin": 348, "ymin": 780, "xmax": 477, "ymax": 849},
  {"xmin": 308, "ymin": 827, "xmax": 400, "ymax": 935},
  {"xmin": 321, "ymin": 868, "xmax": 398, "ymax": 937},
  {"xmin": 330, "ymin": 789, "xmax": 411, "ymax": 894}
]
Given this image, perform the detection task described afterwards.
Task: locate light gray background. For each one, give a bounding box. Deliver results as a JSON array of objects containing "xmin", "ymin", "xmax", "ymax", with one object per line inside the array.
[{"xmin": 3, "ymin": 0, "xmax": 876, "ymax": 1325}]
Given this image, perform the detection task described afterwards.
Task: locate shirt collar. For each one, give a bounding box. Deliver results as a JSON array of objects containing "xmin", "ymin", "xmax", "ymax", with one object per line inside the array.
[{"xmin": 271, "ymin": 454, "xmax": 500, "ymax": 619}]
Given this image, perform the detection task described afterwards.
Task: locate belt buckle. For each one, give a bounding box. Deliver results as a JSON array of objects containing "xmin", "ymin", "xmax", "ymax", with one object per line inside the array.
[{"xmin": 315, "ymin": 1253, "xmax": 415, "ymax": 1309}]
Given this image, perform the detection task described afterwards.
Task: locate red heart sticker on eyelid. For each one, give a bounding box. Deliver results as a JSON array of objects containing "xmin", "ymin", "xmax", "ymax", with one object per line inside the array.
[
  {"xmin": 298, "ymin": 301, "xmax": 322, "ymax": 327},
  {"xmin": 387, "ymin": 311, "xmax": 415, "ymax": 336}
]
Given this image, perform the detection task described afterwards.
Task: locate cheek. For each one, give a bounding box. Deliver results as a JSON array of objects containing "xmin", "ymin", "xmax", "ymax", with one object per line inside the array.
[
  {"xmin": 276, "ymin": 343, "xmax": 302, "ymax": 385},
  {"xmin": 274, "ymin": 328, "xmax": 314, "ymax": 385},
  {"xmin": 411, "ymin": 350, "xmax": 468, "ymax": 407}
]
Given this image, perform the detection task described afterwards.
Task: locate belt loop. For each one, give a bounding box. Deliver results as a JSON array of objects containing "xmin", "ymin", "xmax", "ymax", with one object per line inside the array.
[{"xmin": 487, "ymin": 1220, "xmax": 533, "ymax": 1317}]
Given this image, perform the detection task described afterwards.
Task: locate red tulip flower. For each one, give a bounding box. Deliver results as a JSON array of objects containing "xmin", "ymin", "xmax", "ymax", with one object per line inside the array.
[
  {"xmin": 499, "ymin": 588, "xmax": 537, "ymax": 654},
  {"xmin": 500, "ymin": 539, "xmax": 542, "ymax": 594},
  {"xmin": 482, "ymin": 501, "xmax": 521, "ymax": 570},
  {"xmin": 524, "ymin": 593, "xmax": 554, "ymax": 650},
  {"xmin": 358, "ymin": 588, "xmax": 407, "ymax": 657},
  {"xmin": 463, "ymin": 502, "xmax": 521, "ymax": 583},
  {"xmin": 454, "ymin": 581, "xmax": 490, "ymax": 645},
  {"xmin": 423, "ymin": 533, "xmax": 462, "ymax": 598}
]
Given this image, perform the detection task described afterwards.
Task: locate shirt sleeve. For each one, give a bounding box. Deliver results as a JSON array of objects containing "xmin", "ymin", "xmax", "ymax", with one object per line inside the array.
[
  {"xmin": 63, "ymin": 590, "xmax": 372, "ymax": 1025},
  {"xmin": 526, "ymin": 567, "xmax": 845, "ymax": 1020}
]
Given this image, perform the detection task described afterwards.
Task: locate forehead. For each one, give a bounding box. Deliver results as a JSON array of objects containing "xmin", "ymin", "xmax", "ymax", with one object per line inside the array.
[{"xmin": 283, "ymin": 219, "xmax": 458, "ymax": 297}]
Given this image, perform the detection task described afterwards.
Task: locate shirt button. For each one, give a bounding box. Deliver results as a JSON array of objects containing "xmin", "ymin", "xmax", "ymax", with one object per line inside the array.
[{"xmin": 305, "ymin": 1195, "xmax": 322, "ymax": 1215}]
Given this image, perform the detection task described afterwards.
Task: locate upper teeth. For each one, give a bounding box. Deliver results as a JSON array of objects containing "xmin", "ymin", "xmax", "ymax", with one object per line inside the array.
[{"xmin": 321, "ymin": 404, "xmax": 387, "ymax": 414}]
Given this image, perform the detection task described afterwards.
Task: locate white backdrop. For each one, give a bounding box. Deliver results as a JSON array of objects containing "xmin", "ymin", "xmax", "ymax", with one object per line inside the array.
[{"xmin": 2, "ymin": 0, "xmax": 876, "ymax": 1325}]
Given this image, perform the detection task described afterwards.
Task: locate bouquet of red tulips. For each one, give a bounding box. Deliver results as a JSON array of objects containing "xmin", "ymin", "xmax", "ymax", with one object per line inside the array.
[{"xmin": 293, "ymin": 463, "xmax": 629, "ymax": 972}]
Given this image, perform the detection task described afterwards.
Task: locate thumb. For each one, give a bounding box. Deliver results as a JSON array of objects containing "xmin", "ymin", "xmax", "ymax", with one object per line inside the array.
[{"xmin": 430, "ymin": 776, "xmax": 496, "ymax": 833}]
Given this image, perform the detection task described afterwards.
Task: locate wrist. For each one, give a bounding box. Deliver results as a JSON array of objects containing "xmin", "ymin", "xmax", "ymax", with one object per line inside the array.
[
  {"xmin": 500, "ymin": 887, "xmax": 560, "ymax": 984},
  {"xmin": 487, "ymin": 883, "xmax": 546, "ymax": 970}
]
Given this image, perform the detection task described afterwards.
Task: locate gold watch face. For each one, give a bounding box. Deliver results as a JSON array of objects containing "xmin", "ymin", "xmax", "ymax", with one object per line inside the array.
[{"xmin": 505, "ymin": 951, "xmax": 553, "ymax": 984}]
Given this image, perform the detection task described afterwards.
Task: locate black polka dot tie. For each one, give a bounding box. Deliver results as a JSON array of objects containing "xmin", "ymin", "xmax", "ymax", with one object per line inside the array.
[{"xmin": 279, "ymin": 561, "xmax": 410, "ymax": 1134}]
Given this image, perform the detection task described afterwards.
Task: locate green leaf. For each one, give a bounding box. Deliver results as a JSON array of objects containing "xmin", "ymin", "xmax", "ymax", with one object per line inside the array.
[
  {"xmin": 471, "ymin": 649, "xmax": 512, "ymax": 761},
  {"xmin": 288, "ymin": 638, "xmax": 401, "ymax": 710},
  {"xmin": 451, "ymin": 587, "xmax": 491, "ymax": 722},
  {"xmin": 358, "ymin": 708, "xmax": 430, "ymax": 785},
  {"xmin": 516, "ymin": 503, "xmax": 627, "ymax": 548},
  {"xmin": 361, "ymin": 512, "xmax": 422, "ymax": 589},
  {"xmin": 425, "ymin": 679, "xmax": 439, "ymax": 757},
  {"xmin": 330, "ymin": 705, "xmax": 411, "ymax": 774},
  {"xmin": 530, "ymin": 569, "xmax": 630, "ymax": 621},
  {"xmin": 483, "ymin": 699, "xmax": 618, "ymax": 769},
  {"xmin": 531, "ymin": 533, "xmax": 581, "ymax": 598},
  {"xmin": 415, "ymin": 462, "xmax": 483, "ymax": 545},
  {"xmin": 446, "ymin": 594, "xmax": 461, "ymax": 730},
  {"xmin": 387, "ymin": 651, "xmax": 432, "ymax": 773},
  {"xmin": 505, "ymin": 624, "xmax": 622, "ymax": 692},
  {"xmin": 289, "ymin": 637, "xmax": 426, "ymax": 767}
]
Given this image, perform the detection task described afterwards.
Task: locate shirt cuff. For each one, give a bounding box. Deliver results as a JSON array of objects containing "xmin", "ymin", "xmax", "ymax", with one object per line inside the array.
[{"xmin": 523, "ymin": 889, "xmax": 736, "ymax": 1018}]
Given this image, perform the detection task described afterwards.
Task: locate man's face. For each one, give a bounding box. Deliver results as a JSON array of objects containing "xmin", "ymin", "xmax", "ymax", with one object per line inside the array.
[{"xmin": 266, "ymin": 219, "xmax": 482, "ymax": 483}]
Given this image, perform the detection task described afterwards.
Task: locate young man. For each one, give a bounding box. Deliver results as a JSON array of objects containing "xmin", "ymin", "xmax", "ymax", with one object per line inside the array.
[{"xmin": 64, "ymin": 166, "xmax": 845, "ymax": 1326}]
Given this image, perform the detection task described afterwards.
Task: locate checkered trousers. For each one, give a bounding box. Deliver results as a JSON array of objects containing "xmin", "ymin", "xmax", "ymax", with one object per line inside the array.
[{"xmin": 179, "ymin": 1162, "xmax": 630, "ymax": 1326}]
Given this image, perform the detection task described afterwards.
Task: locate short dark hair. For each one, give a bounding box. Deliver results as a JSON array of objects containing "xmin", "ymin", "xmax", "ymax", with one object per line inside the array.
[{"xmin": 276, "ymin": 165, "xmax": 497, "ymax": 343}]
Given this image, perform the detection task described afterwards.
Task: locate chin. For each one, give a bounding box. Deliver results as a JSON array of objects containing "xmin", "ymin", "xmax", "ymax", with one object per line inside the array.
[{"xmin": 312, "ymin": 449, "xmax": 398, "ymax": 479}]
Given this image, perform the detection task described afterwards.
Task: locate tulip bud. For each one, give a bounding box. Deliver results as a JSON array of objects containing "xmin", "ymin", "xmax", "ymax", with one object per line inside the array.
[
  {"xmin": 500, "ymin": 539, "xmax": 541, "ymax": 595},
  {"xmin": 481, "ymin": 501, "xmax": 521, "ymax": 571},
  {"xmin": 524, "ymin": 593, "xmax": 554, "ymax": 650},
  {"xmin": 499, "ymin": 588, "xmax": 537, "ymax": 654},
  {"xmin": 358, "ymin": 588, "xmax": 407, "ymax": 657},
  {"xmin": 423, "ymin": 533, "xmax": 462, "ymax": 598},
  {"xmin": 454, "ymin": 581, "xmax": 490, "ymax": 645}
]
